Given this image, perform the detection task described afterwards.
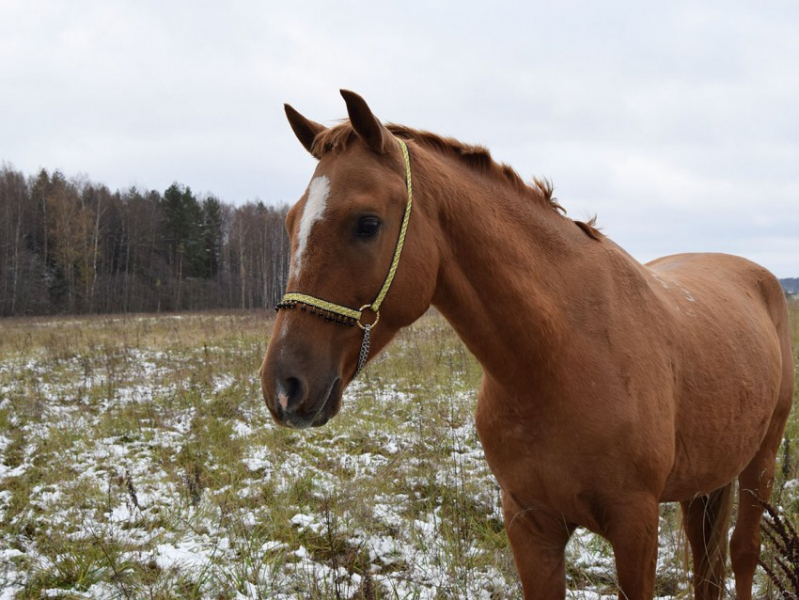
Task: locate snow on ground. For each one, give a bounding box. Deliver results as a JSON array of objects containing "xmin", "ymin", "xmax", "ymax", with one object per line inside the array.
[
  {"xmin": 0, "ymin": 314, "xmax": 786, "ymax": 598},
  {"xmin": 0, "ymin": 329, "xmax": 521, "ymax": 598}
]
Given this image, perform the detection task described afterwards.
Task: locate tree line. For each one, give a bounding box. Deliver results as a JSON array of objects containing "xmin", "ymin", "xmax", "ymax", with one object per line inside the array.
[{"xmin": 0, "ymin": 165, "xmax": 290, "ymax": 317}]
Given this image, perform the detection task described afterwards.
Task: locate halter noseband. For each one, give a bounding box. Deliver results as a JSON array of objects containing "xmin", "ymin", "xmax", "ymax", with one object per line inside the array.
[{"xmin": 275, "ymin": 138, "xmax": 414, "ymax": 377}]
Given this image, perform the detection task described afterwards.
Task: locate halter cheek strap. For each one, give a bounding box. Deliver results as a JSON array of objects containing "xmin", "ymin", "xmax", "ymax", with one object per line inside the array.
[{"xmin": 276, "ymin": 138, "xmax": 414, "ymax": 377}]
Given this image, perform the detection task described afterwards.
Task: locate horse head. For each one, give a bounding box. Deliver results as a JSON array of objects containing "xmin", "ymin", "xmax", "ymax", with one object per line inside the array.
[{"xmin": 260, "ymin": 90, "xmax": 438, "ymax": 428}]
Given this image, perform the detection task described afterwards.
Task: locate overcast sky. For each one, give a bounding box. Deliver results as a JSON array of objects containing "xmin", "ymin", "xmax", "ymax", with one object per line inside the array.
[{"xmin": 1, "ymin": 0, "xmax": 797, "ymax": 277}]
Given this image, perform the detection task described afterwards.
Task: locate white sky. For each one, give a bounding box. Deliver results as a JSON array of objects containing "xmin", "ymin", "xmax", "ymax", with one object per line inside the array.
[{"xmin": 1, "ymin": 0, "xmax": 797, "ymax": 277}]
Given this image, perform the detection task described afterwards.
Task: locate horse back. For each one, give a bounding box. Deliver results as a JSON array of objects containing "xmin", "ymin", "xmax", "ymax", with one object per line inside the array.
[{"xmin": 646, "ymin": 252, "xmax": 791, "ymax": 367}]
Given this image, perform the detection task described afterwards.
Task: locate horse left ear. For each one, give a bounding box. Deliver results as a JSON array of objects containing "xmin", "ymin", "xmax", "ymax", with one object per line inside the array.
[{"xmin": 341, "ymin": 89, "xmax": 392, "ymax": 154}]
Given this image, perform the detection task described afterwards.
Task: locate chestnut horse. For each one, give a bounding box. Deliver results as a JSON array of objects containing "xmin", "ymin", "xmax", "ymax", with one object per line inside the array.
[{"xmin": 260, "ymin": 90, "xmax": 794, "ymax": 599}]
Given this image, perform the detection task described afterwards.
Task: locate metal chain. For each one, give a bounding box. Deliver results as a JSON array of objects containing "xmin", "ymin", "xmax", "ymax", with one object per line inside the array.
[{"xmin": 355, "ymin": 324, "xmax": 372, "ymax": 377}]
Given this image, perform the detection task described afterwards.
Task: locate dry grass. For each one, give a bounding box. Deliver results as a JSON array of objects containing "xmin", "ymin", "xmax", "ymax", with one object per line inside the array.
[{"xmin": 0, "ymin": 297, "xmax": 797, "ymax": 598}]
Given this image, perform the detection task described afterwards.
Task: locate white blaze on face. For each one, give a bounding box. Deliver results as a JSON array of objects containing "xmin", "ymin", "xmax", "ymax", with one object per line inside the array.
[{"xmin": 292, "ymin": 175, "xmax": 330, "ymax": 279}]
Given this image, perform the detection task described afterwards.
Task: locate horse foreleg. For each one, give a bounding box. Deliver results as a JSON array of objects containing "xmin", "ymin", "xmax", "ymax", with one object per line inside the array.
[
  {"xmin": 501, "ymin": 490, "xmax": 576, "ymax": 600},
  {"xmin": 604, "ymin": 494, "xmax": 660, "ymax": 600}
]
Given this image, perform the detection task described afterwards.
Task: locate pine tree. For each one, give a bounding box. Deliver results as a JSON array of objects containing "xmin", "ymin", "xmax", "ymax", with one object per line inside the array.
[{"xmin": 201, "ymin": 196, "xmax": 223, "ymax": 279}]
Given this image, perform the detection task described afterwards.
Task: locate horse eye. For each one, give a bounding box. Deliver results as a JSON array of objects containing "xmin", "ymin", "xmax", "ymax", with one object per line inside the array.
[{"xmin": 355, "ymin": 216, "xmax": 381, "ymax": 238}]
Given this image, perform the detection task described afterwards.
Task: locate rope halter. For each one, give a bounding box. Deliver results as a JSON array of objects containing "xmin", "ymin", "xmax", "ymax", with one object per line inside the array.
[{"xmin": 276, "ymin": 138, "xmax": 414, "ymax": 377}]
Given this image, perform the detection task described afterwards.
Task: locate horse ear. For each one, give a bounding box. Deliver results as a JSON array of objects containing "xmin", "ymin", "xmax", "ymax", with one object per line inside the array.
[
  {"xmin": 285, "ymin": 104, "xmax": 327, "ymax": 158},
  {"xmin": 340, "ymin": 89, "xmax": 392, "ymax": 154}
]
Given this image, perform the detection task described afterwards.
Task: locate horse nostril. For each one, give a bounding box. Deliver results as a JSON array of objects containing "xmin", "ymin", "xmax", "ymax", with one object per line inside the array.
[{"xmin": 277, "ymin": 376, "xmax": 305, "ymax": 412}]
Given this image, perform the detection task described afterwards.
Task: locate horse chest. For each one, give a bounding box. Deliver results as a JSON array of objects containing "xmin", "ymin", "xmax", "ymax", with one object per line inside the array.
[{"xmin": 475, "ymin": 395, "xmax": 584, "ymax": 507}]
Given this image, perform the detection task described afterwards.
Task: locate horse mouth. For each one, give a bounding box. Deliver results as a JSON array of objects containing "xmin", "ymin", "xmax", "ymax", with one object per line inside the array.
[
  {"xmin": 310, "ymin": 377, "xmax": 342, "ymax": 427},
  {"xmin": 281, "ymin": 377, "xmax": 342, "ymax": 429}
]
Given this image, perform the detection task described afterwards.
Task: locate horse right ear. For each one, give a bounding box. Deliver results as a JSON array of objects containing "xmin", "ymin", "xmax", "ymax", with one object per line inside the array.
[{"xmin": 285, "ymin": 104, "xmax": 327, "ymax": 158}]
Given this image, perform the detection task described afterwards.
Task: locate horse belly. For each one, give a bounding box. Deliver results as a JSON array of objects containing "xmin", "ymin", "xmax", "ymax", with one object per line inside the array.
[
  {"xmin": 661, "ymin": 335, "xmax": 782, "ymax": 501},
  {"xmin": 661, "ymin": 418, "xmax": 772, "ymax": 501}
]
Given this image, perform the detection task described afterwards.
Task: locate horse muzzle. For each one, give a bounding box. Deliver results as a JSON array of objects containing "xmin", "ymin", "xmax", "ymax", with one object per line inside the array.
[{"xmin": 261, "ymin": 359, "xmax": 343, "ymax": 429}]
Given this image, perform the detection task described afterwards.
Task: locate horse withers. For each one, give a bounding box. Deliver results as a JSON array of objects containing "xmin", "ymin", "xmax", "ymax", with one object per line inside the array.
[{"xmin": 260, "ymin": 90, "xmax": 794, "ymax": 599}]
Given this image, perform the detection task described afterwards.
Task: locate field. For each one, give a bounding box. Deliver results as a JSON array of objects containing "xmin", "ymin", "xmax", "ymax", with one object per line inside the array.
[{"xmin": 0, "ymin": 300, "xmax": 797, "ymax": 599}]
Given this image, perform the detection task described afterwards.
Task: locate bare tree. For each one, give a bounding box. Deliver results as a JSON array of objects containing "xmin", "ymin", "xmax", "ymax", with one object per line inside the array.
[
  {"xmin": 0, "ymin": 166, "xmax": 29, "ymax": 315},
  {"xmin": 0, "ymin": 165, "xmax": 290, "ymax": 316}
]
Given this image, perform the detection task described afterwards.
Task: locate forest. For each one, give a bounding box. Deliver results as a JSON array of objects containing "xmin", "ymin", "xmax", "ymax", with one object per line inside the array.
[{"xmin": 0, "ymin": 165, "xmax": 290, "ymax": 317}]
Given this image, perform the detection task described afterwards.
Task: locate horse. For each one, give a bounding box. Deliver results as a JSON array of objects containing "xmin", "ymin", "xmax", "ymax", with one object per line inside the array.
[{"xmin": 259, "ymin": 90, "xmax": 794, "ymax": 599}]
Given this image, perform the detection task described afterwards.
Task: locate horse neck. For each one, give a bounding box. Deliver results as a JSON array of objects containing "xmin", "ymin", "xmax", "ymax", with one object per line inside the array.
[{"xmin": 418, "ymin": 153, "xmax": 614, "ymax": 386}]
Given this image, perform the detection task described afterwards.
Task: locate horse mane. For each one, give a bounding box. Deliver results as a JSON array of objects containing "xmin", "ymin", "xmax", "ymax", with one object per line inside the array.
[{"xmin": 312, "ymin": 122, "xmax": 604, "ymax": 241}]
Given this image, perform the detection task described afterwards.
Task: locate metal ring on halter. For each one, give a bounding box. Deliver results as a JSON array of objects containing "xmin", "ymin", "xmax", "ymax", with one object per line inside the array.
[{"xmin": 356, "ymin": 305, "xmax": 380, "ymax": 330}]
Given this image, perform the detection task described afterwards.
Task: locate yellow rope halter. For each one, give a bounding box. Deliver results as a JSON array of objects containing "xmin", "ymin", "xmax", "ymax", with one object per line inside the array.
[{"xmin": 277, "ymin": 138, "xmax": 413, "ymax": 334}]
